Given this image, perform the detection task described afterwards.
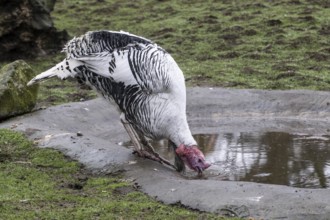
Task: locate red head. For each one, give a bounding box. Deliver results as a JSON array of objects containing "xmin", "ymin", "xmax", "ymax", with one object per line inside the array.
[{"xmin": 175, "ymin": 144, "xmax": 211, "ymax": 174}]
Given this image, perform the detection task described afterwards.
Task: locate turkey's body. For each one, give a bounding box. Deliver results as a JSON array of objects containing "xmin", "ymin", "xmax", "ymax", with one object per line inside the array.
[
  {"xmin": 28, "ymin": 30, "xmax": 210, "ymax": 173},
  {"xmin": 75, "ymin": 44, "xmax": 189, "ymax": 143}
]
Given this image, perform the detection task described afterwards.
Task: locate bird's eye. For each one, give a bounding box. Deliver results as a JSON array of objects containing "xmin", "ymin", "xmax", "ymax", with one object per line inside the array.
[{"xmin": 198, "ymin": 159, "xmax": 203, "ymax": 163}]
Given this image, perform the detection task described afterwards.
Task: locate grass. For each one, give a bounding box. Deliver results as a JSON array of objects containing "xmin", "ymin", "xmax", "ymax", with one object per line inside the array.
[
  {"xmin": 2, "ymin": 0, "xmax": 326, "ymax": 107},
  {"xmin": 0, "ymin": 129, "xmax": 229, "ymax": 219},
  {"xmin": 52, "ymin": 0, "xmax": 330, "ymax": 90}
]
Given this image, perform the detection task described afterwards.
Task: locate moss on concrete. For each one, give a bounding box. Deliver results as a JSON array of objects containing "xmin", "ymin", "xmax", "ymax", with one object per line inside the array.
[{"xmin": 0, "ymin": 60, "xmax": 39, "ymax": 120}]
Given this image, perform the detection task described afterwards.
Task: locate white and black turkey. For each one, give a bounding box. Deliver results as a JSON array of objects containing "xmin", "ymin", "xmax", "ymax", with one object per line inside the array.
[{"xmin": 28, "ymin": 30, "xmax": 210, "ymax": 174}]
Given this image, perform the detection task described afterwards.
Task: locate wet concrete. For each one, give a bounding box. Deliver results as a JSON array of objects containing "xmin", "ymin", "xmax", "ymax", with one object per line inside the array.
[{"xmin": 1, "ymin": 87, "xmax": 330, "ymax": 219}]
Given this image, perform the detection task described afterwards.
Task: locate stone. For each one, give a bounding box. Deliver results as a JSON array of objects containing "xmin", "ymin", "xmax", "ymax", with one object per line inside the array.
[
  {"xmin": 0, "ymin": 60, "xmax": 39, "ymax": 120},
  {"xmin": 0, "ymin": 0, "xmax": 68, "ymax": 61}
]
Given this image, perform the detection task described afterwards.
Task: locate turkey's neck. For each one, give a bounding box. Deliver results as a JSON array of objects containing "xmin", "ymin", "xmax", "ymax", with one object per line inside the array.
[
  {"xmin": 165, "ymin": 62, "xmax": 195, "ymax": 147},
  {"xmin": 168, "ymin": 115, "xmax": 197, "ymax": 147}
]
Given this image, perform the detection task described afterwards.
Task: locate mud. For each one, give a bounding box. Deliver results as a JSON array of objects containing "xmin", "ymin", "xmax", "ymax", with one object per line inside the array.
[{"xmin": 1, "ymin": 87, "xmax": 330, "ymax": 219}]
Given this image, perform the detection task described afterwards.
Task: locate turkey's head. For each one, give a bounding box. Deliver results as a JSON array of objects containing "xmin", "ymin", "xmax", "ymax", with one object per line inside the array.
[{"xmin": 175, "ymin": 144, "xmax": 210, "ymax": 174}]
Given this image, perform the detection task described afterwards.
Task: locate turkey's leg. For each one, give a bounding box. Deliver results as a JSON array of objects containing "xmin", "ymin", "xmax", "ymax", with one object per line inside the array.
[
  {"xmin": 120, "ymin": 118, "xmax": 176, "ymax": 169},
  {"xmin": 120, "ymin": 118, "xmax": 144, "ymax": 155},
  {"xmin": 135, "ymin": 131, "xmax": 176, "ymax": 169}
]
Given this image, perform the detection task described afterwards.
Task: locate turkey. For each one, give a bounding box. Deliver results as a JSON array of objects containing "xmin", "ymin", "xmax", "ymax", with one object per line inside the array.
[{"xmin": 27, "ymin": 30, "xmax": 210, "ymax": 174}]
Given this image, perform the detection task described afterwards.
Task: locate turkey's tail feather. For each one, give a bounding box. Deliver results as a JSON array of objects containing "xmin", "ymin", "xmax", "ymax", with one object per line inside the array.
[{"xmin": 27, "ymin": 59, "xmax": 80, "ymax": 86}]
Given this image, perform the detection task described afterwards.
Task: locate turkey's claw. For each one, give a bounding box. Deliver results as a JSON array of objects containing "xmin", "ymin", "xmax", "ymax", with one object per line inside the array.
[{"xmin": 133, "ymin": 149, "xmax": 176, "ymax": 170}]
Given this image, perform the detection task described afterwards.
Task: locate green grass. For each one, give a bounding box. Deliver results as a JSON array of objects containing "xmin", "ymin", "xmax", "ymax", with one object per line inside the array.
[
  {"xmin": 0, "ymin": 129, "xmax": 229, "ymax": 219},
  {"xmin": 4, "ymin": 0, "xmax": 326, "ymax": 107},
  {"xmin": 49, "ymin": 0, "xmax": 330, "ymax": 89}
]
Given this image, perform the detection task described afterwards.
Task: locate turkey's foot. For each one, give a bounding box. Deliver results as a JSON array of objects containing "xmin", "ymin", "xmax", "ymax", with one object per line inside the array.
[{"xmin": 132, "ymin": 149, "xmax": 176, "ymax": 170}]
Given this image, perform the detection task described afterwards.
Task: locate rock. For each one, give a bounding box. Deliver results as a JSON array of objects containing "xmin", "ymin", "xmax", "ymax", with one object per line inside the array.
[
  {"xmin": 0, "ymin": 0, "xmax": 68, "ymax": 61},
  {"xmin": 0, "ymin": 60, "xmax": 39, "ymax": 120}
]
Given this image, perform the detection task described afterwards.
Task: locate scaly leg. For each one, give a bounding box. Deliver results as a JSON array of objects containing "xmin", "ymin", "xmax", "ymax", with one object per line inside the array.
[
  {"xmin": 120, "ymin": 118, "xmax": 144, "ymax": 156},
  {"xmin": 136, "ymin": 131, "xmax": 176, "ymax": 169},
  {"xmin": 120, "ymin": 117, "xmax": 176, "ymax": 169}
]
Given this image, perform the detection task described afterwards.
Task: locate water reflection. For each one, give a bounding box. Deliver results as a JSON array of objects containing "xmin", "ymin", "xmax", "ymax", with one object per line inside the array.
[{"xmin": 150, "ymin": 132, "xmax": 330, "ymax": 188}]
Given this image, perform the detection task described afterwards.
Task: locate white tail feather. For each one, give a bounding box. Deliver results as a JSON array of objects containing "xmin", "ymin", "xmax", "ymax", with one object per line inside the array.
[{"xmin": 27, "ymin": 59, "xmax": 81, "ymax": 86}]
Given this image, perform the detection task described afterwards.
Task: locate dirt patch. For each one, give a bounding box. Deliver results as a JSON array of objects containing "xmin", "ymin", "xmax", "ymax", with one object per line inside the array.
[
  {"xmin": 306, "ymin": 52, "xmax": 330, "ymax": 61},
  {"xmin": 244, "ymin": 3, "xmax": 266, "ymax": 8},
  {"xmin": 241, "ymin": 66, "xmax": 264, "ymax": 75},
  {"xmin": 274, "ymin": 70, "xmax": 297, "ymax": 80},
  {"xmin": 185, "ymin": 75, "xmax": 213, "ymax": 86},
  {"xmin": 58, "ymin": 172, "xmax": 89, "ymax": 191},
  {"xmin": 243, "ymin": 29, "xmax": 258, "ymax": 36},
  {"xmin": 306, "ymin": 0, "xmax": 330, "ymax": 8},
  {"xmin": 223, "ymin": 26, "xmax": 245, "ymax": 33},
  {"xmin": 45, "ymin": 84, "xmax": 67, "ymax": 89},
  {"xmin": 219, "ymin": 51, "xmax": 240, "ymax": 59},
  {"xmin": 289, "ymin": 35, "xmax": 315, "ymax": 48},
  {"xmin": 113, "ymin": 186, "xmax": 137, "ymax": 195},
  {"xmin": 319, "ymin": 25, "xmax": 330, "ymax": 35},
  {"xmin": 273, "ymin": 35, "xmax": 287, "ymax": 45},
  {"xmin": 272, "ymin": 63, "xmax": 298, "ymax": 71},
  {"xmin": 230, "ymin": 14, "xmax": 255, "ymax": 21},
  {"xmin": 221, "ymin": 33, "xmax": 240, "ymax": 42},
  {"xmin": 151, "ymin": 28, "xmax": 175, "ymax": 39},
  {"xmin": 307, "ymin": 65, "xmax": 323, "ymax": 71},
  {"xmin": 320, "ymin": 47, "xmax": 330, "ymax": 53},
  {"xmin": 0, "ymin": 153, "xmax": 11, "ymax": 162},
  {"xmin": 91, "ymin": 2, "xmax": 120, "ymax": 14},
  {"xmin": 298, "ymin": 15, "xmax": 316, "ymax": 22},
  {"xmin": 67, "ymin": 182, "xmax": 85, "ymax": 190},
  {"xmin": 287, "ymin": 0, "xmax": 302, "ymax": 5},
  {"xmin": 266, "ymin": 19, "xmax": 282, "ymax": 26},
  {"xmin": 242, "ymin": 52, "xmax": 268, "ymax": 60},
  {"xmin": 206, "ymin": 23, "xmax": 222, "ymax": 33},
  {"xmin": 202, "ymin": 15, "xmax": 219, "ymax": 24}
]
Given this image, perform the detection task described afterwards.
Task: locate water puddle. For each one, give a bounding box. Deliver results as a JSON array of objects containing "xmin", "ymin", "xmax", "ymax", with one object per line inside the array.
[
  {"xmin": 199, "ymin": 132, "xmax": 330, "ymax": 189},
  {"xmin": 119, "ymin": 132, "xmax": 330, "ymax": 188}
]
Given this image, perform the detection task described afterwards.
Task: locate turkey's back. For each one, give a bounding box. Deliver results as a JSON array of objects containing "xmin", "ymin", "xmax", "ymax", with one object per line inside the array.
[{"xmin": 68, "ymin": 31, "xmax": 186, "ymax": 140}]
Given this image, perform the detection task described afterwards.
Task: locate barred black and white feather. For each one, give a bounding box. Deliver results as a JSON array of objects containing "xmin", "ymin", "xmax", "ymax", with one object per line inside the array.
[{"xmin": 28, "ymin": 30, "xmax": 196, "ymax": 146}]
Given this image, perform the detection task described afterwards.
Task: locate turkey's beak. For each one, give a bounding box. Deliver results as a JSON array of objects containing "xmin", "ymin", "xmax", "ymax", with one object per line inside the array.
[
  {"xmin": 175, "ymin": 144, "xmax": 211, "ymax": 174},
  {"xmin": 194, "ymin": 161, "xmax": 211, "ymax": 174},
  {"xmin": 197, "ymin": 166, "xmax": 203, "ymax": 175}
]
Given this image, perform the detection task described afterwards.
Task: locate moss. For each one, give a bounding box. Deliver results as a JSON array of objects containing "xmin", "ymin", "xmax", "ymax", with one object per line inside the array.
[{"xmin": 0, "ymin": 60, "xmax": 39, "ymax": 120}]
